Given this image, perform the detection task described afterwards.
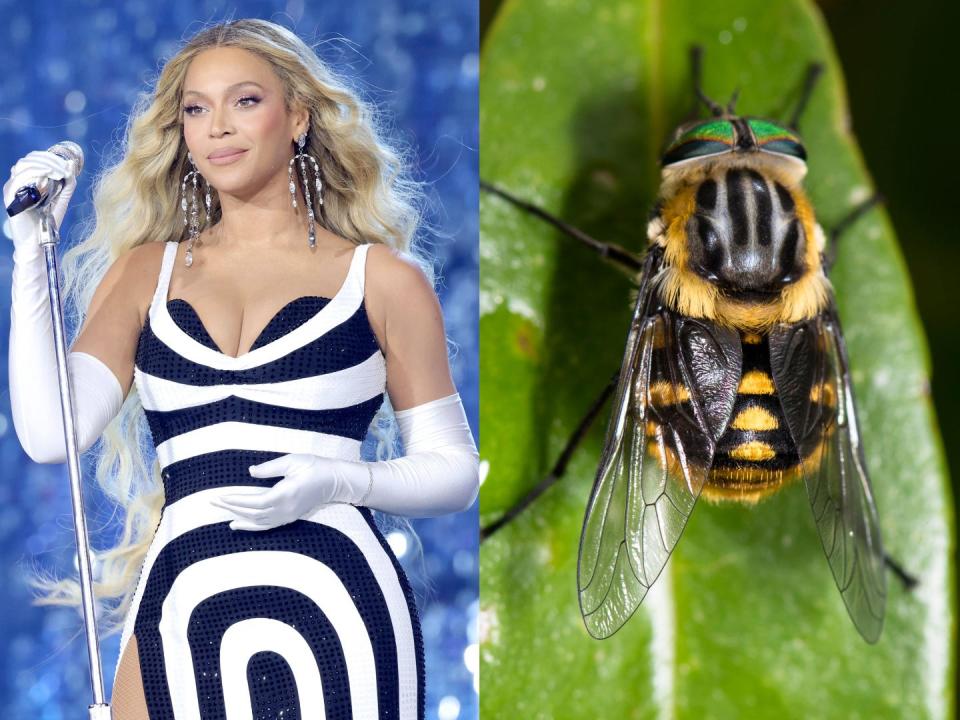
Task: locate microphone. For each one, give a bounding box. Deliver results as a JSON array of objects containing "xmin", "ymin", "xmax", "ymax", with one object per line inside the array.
[{"xmin": 5, "ymin": 141, "xmax": 84, "ymax": 218}]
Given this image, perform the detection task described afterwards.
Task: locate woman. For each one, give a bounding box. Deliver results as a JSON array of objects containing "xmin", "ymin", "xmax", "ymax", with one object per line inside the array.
[{"xmin": 4, "ymin": 19, "xmax": 478, "ymax": 720}]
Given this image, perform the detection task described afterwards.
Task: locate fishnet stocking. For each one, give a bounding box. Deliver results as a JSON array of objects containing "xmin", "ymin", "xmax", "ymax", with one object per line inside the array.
[{"xmin": 111, "ymin": 634, "xmax": 149, "ymax": 719}]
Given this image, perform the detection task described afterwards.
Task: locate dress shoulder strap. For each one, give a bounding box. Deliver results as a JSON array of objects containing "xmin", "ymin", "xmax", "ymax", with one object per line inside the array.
[
  {"xmin": 347, "ymin": 242, "xmax": 373, "ymax": 297},
  {"xmin": 149, "ymin": 241, "xmax": 179, "ymax": 312}
]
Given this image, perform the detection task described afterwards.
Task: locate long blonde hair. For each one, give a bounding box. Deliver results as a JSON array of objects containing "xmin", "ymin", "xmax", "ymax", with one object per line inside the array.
[{"xmin": 28, "ymin": 18, "xmax": 433, "ymax": 636}]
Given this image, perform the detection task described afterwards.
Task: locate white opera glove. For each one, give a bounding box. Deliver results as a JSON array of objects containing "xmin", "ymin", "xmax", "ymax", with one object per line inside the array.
[
  {"xmin": 5, "ymin": 151, "xmax": 124, "ymax": 464},
  {"xmin": 212, "ymin": 392, "xmax": 479, "ymax": 531},
  {"xmin": 5, "ymin": 150, "xmax": 78, "ymax": 255},
  {"xmin": 213, "ymin": 454, "xmax": 365, "ymax": 531}
]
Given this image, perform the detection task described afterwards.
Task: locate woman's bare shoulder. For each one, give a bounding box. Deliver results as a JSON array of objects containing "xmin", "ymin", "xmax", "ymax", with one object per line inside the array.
[
  {"xmin": 70, "ymin": 241, "xmax": 173, "ymax": 398},
  {"xmin": 125, "ymin": 239, "xmax": 169, "ymax": 266},
  {"xmin": 106, "ymin": 241, "xmax": 170, "ymax": 319},
  {"xmin": 364, "ymin": 242, "xmax": 434, "ymax": 299}
]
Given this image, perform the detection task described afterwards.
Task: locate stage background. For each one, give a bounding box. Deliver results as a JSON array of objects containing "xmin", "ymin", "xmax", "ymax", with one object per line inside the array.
[{"xmin": 0, "ymin": 2, "xmax": 478, "ymax": 718}]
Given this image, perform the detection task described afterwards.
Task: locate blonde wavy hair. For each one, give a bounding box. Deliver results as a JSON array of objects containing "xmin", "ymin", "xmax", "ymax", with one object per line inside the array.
[{"xmin": 28, "ymin": 18, "xmax": 436, "ymax": 636}]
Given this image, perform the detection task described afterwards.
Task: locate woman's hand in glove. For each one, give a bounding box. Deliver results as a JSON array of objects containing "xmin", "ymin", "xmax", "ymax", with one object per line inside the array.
[
  {"xmin": 211, "ymin": 453, "xmax": 365, "ymax": 531},
  {"xmin": 4, "ymin": 147, "xmax": 121, "ymax": 465},
  {"xmin": 4, "ymin": 150, "xmax": 79, "ymax": 258}
]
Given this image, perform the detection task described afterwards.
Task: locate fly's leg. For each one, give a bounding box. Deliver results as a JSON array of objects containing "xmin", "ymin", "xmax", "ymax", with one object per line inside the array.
[
  {"xmin": 480, "ymin": 372, "xmax": 619, "ymax": 542},
  {"xmin": 685, "ymin": 48, "xmax": 824, "ymax": 130},
  {"xmin": 822, "ymin": 193, "xmax": 885, "ymax": 271},
  {"xmin": 687, "ymin": 45, "xmax": 725, "ymax": 118},
  {"xmin": 884, "ymin": 553, "xmax": 919, "ymax": 591},
  {"xmin": 480, "ymin": 180, "xmax": 643, "ymax": 276},
  {"xmin": 681, "ymin": 46, "xmax": 825, "ymax": 128},
  {"xmin": 826, "ymin": 192, "xmax": 917, "ymax": 592},
  {"xmin": 787, "ymin": 62, "xmax": 825, "ymax": 130},
  {"xmin": 480, "ymin": 181, "xmax": 642, "ymax": 541}
]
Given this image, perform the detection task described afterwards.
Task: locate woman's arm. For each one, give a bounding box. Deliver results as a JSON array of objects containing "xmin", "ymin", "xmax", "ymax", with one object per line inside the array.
[
  {"xmin": 8, "ymin": 236, "xmax": 160, "ymax": 463},
  {"xmin": 367, "ymin": 243, "xmax": 457, "ymax": 409},
  {"xmin": 359, "ymin": 243, "xmax": 478, "ymax": 514}
]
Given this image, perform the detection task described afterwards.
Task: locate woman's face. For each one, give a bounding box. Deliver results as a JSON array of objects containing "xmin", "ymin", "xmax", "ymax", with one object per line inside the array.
[{"xmin": 181, "ymin": 46, "xmax": 306, "ymax": 200}]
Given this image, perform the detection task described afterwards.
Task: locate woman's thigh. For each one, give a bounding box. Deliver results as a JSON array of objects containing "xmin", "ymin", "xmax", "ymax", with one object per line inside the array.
[{"xmin": 111, "ymin": 634, "xmax": 150, "ymax": 719}]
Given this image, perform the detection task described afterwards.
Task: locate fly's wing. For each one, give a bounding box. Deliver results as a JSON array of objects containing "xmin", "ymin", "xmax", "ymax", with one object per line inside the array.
[
  {"xmin": 577, "ymin": 267, "xmax": 741, "ymax": 638},
  {"xmin": 577, "ymin": 313, "xmax": 655, "ymax": 639},
  {"xmin": 769, "ymin": 312, "xmax": 887, "ymax": 643}
]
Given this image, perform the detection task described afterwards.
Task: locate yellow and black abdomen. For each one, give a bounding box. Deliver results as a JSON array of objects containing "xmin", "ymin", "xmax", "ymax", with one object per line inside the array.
[{"xmin": 705, "ymin": 331, "xmax": 802, "ymax": 502}]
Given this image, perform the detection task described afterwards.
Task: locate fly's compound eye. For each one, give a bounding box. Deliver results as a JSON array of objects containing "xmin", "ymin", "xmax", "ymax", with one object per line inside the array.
[
  {"xmin": 662, "ymin": 117, "xmax": 809, "ymax": 166},
  {"xmin": 748, "ymin": 118, "xmax": 807, "ymax": 161},
  {"xmin": 661, "ymin": 119, "xmax": 735, "ymax": 166}
]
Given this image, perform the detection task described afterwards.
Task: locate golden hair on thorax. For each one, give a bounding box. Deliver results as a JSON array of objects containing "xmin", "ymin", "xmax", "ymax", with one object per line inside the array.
[{"xmin": 649, "ymin": 153, "xmax": 829, "ymax": 331}]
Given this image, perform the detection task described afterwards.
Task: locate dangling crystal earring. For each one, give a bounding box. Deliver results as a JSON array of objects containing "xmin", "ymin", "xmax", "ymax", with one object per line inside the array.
[
  {"xmin": 288, "ymin": 130, "xmax": 324, "ymax": 248},
  {"xmin": 180, "ymin": 151, "xmax": 212, "ymax": 267}
]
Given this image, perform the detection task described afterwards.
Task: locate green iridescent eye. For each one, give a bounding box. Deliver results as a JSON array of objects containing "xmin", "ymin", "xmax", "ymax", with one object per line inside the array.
[
  {"xmin": 748, "ymin": 118, "xmax": 807, "ymax": 161},
  {"xmin": 662, "ymin": 120, "xmax": 734, "ymax": 165}
]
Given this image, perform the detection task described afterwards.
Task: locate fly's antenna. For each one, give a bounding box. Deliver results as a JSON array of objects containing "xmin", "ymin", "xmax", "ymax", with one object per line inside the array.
[
  {"xmin": 726, "ymin": 87, "xmax": 741, "ymax": 115},
  {"xmin": 788, "ymin": 62, "xmax": 825, "ymax": 130},
  {"xmin": 690, "ymin": 45, "xmax": 725, "ymax": 117}
]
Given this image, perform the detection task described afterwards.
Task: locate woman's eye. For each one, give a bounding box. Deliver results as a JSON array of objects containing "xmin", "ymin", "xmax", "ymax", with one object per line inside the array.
[{"xmin": 182, "ymin": 97, "xmax": 260, "ymax": 116}]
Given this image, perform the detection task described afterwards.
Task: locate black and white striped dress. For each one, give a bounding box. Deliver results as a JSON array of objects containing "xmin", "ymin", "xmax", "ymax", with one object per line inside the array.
[{"xmin": 116, "ymin": 240, "xmax": 424, "ymax": 718}]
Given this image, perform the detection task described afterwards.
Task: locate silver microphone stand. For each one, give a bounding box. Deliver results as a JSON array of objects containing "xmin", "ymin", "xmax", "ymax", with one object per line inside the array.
[{"xmin": 35, "ymin": 204, "xmax": 112, "ymax": 720}]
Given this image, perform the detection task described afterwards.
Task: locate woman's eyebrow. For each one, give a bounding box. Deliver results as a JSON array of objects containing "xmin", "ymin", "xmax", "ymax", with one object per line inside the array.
[{"xmin": 182, "ymin": 81, "xmax": 265, "ymax": 99}]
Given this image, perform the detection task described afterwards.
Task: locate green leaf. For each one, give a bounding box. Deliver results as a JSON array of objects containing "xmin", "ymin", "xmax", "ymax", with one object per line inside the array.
[{"xmin": 479, "ymin": 0, "xmax": 956, "ymax": 717}]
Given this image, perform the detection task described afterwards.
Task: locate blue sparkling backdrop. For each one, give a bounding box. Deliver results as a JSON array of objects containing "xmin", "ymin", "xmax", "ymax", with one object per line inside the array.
[{"xmin": 0, "ymin": 2, "xmax": 478, "ymax": 718}]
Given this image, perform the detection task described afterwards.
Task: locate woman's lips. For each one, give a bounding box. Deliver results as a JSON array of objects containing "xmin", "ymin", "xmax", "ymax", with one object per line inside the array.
[{"xmin": 208, "ymin": 149, "xmax": 248, "ymax": 165}]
